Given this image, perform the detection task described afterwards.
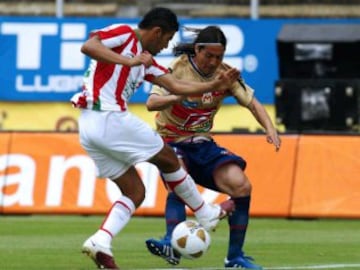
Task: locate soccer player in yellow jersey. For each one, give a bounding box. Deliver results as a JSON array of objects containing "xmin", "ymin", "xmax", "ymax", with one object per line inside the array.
[{"xmin": 145, "ymin": 26, "xmax": 281, "ymax": 269}]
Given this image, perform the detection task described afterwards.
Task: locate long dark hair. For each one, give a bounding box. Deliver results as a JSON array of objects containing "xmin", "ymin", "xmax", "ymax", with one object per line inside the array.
[{"xmin": 173, "ymin": 26, "xmax": 227, "ymax": 56}]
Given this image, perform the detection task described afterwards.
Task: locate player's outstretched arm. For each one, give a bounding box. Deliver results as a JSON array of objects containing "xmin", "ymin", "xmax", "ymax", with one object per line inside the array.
[
  {"xmin": 146, "ymin": 93, "xmax": 183, "ymax": 111},
  {"xmin": 247, "ymin": 97, "xmax": 281, "ymax": 151},
  {"xmin": 153, "ymin": 67, "xmax": 239, "ymax": 95}
]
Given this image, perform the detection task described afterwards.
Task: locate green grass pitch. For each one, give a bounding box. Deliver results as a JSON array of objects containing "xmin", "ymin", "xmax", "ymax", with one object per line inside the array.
[{"xmin": 0, "ymin": 215, "xmax": 359, "ymax": 269}]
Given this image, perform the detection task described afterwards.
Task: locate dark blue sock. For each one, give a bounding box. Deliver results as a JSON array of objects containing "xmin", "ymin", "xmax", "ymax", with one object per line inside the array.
[
  {"xmin": 163, "ymin": 192, "xmax": 186, "ymax": 242},
  {"xmin": 227, "ymin": 196, "xmax": 251, "ymax": 259}
]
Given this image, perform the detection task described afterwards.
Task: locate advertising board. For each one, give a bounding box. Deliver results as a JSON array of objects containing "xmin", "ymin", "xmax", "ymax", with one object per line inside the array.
[{"xmin": 3, "ymin": 17, "xmax": 358, "ymax": 104}]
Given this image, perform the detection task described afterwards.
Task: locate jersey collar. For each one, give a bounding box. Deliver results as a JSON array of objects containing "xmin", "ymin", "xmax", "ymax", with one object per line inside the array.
[{"xmin": 188, "ymin": 55, "xmax": 213, "ymax": 79}]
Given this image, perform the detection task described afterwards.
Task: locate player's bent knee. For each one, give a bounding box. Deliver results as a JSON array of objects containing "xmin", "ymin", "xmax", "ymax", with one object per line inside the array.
[{"xmin": 220, "ymin": 179, "xmax": 252, "ymax": 198}]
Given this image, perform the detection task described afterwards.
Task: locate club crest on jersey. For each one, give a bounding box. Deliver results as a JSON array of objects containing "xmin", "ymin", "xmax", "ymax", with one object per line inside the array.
[{"xmin": 202, "ymin": 93, "xmax": 213, "ymax": 104}]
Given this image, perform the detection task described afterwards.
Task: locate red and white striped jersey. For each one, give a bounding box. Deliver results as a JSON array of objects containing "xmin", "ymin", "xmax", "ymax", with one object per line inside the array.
[{"xmin": 71, "ymin": 24, "xmax": 168, "ymax": 111}]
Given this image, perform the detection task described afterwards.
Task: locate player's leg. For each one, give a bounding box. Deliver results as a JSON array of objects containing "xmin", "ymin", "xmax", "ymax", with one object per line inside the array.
[
  {"xmin": 82, "ymin": 166, "xmax": 143, "ymax": 269},
  {"xmin": 176, "ymin": 140, "xmax": 261, "ymax": 269},
  {"xmin": 145, "ymin": 192, "xmax": 185, "ymax": 265},
  {"xmin": 214, "ymin": 163, "xmax": 262, "ymax": 269},
  {"xmin": 163, "ymin": 157, "xmax": 188, "ymax": 240},
  {"xmin": 148, "ymin": 143, "xmax": 235, "ymax": 232},
  {"xmin": 146, "ymin": 142, "xmax": 235, "ymax": 265},
  {"xmin": 164, "ymin": 192, "xmax": 187, "ymax": 240},
  {"xmin": 79, "ymin": 110, "xmax": 154, "ymax": 269},
  {"xmin": 146, "ymin": 156, "xmax": 188, "ymax": 265},
  {"xmin": 87, "ymin": 166, "xmax": 145, "ymax": 245}
]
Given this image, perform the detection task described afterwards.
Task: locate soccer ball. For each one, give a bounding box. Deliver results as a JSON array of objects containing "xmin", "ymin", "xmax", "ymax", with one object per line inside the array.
[{"xmin": 171, "ymin": 220, "xmax": 211, "ymax": 259}]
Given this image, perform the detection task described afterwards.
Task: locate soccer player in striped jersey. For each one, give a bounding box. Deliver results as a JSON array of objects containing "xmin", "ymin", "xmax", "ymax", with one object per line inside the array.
[
  {"xmin": 71, "ymin": 8, "xmax": 239, "ymax": 269},
  {"xmin": 145, "ymin": 26, "xmax": 281, "ymax": 269}
]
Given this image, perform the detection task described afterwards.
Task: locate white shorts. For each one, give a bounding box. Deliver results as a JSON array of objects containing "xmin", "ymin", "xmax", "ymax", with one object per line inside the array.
[{"xmin": 78, "ymin": 109, "xmax": 164, "ymax": 179}]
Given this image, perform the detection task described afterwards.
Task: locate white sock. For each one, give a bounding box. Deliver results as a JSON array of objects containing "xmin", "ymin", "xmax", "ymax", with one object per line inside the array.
[
  {"xmin": 193, "ymin": 201, "xmax": 214, "ymax": 221},
  {"xmin": 162, "ymin": 167, "xmax": 205, "ymax": 212},
  {"xmin": 93, "ymin": 196, "xmax": 135, "ymax": 248}
]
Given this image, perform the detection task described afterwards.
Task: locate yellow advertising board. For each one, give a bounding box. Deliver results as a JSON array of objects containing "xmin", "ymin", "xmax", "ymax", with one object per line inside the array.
[
  {"xmin": 0, "ymin": 102, "xmax": 276, "ymax": 132},
  {"xmin": 0, "ymin": 102, "xmax": 80, "ymax": 131}
]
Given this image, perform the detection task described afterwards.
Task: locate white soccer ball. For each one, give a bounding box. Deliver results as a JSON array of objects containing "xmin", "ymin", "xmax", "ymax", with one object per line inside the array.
[{"xmin": 170, "ymin": 220, "xmax": 211, "ymax": 259}]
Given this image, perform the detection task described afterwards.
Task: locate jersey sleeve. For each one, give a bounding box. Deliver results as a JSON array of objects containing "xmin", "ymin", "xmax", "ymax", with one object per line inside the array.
[
  {"xmin": 90, "ymin": 24, "xmax": 133, "ymax": 48},
  {"xmin": 219, "ymin": 61, "xmax": 254, "ymax": 106},
  {"xmin": 150, "ymin": 84, "xmax": 170, "ymax": 96},
  {"xmin": 146, "ymin": 56, "xmax": 184, "ymax": 88},
  {"xmin": 149, "ymin": 59, "xmax": 172, "ymax": 95},
  {"xmin": 231, "ymin": 78, "xmax": 255, "ymax": 107},
  {"xmin": 144, "ymin": 58, "xmax": 169, "ymax": 82},
  {"xmin": 219, "ymin": 62, "xmax": 254, "ymax": 106}
]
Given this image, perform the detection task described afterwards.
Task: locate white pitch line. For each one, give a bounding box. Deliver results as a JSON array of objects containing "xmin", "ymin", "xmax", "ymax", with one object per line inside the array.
[
  {"xmin": 153, "ymin": 264, "xmax": 360, "ymax": 270},
  {"xmin": 266, "ymin": 264, "xmax": 360, "ymax": 270}
]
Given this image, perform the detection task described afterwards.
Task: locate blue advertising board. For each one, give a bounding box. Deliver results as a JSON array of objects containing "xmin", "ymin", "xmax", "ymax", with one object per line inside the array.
[{"xmin": 0, "ymin": 17, "xmax": 359, "ymax": 104}]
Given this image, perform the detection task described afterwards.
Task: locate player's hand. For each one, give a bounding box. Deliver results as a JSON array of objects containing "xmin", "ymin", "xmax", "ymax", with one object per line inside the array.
[
  {"xmin": 266, "ymin": 130, "xmax": 281, "ymax": 152},
  {"xmin": 215, "ymin": 68, "xmax": 240, "ymax": 90},
  {"xmin": 130, "ymin": 51, "xmax": 153, "ymax": 67},
  {"xmin": 175, "ymin": 95, "xmax": 186, "ymax": 103}
]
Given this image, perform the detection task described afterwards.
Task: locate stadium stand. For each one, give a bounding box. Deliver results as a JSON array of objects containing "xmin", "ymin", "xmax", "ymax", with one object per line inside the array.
[
  {"xmin": 0, "ymin": 0, "xmax": 118, "ymax": 16},
  {"xmin": 0, "ymin": 0, "xmax": 359, "ymax": 18}
]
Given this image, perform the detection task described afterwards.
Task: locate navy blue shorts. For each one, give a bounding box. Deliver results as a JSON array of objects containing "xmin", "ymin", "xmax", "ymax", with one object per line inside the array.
[{"xmin": 169, "ymin": 139, "xmax": 246, "ymax": 192}]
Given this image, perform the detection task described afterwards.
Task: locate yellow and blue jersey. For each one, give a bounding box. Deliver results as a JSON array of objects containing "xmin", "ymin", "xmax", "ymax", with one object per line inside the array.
[{"xmin": 150, "ymin": 54, "xmax": 254, "ymax": 142}]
